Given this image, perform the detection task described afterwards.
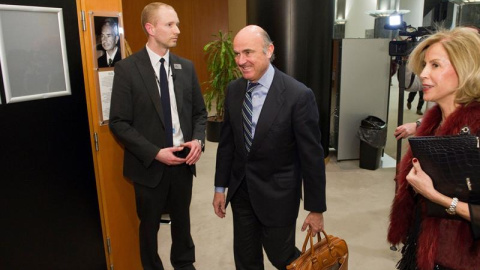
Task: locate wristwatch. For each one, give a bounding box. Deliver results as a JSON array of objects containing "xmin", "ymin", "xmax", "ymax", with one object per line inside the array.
[
  {"xmin": 415, "ymin": 119, "xmax": 422, "ymax": 128},
  {"xmin": 445, "ymin": 197, "xmax": 459, "ymax": 215},
  {"xmin": 195, "ymin": 139, "xmax": 205, "ymax": 151}
]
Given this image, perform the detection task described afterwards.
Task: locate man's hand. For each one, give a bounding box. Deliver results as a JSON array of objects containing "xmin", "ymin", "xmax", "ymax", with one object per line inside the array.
[
  {"xmin": 213, "ymin": 192, "xmax": 226, "ymax": 218},
  {"xmin": 302, "ymin": 212, "xmax": 324, "ymax": 236},
  {"xmin": 393, "ymin": 122, "xmax": 417, "ymax": 140},
  {"xmin": 182, "ymin": 140, "xmax": 202, "ymax": 165},
  {"xmin": 155, "ymin": 146, "xmax": 186, "ymax": 165}
]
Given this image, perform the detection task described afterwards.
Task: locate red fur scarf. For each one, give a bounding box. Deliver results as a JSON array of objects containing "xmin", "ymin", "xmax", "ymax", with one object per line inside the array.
[{"xmin": 388, "ymin": 102, "xmax": 480, "ymax": 270}]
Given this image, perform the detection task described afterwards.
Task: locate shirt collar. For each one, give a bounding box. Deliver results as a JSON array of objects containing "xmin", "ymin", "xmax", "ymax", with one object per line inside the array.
[
  {"xmin": 251, "ymin": 64, "xmax": 274, "ymax": 89},
  {"xmin": 146, "ymin": 44, "xmax": 170, "ymax": 68},
  {"xmin": 106, "ymin": 46, "xmax": 118, "ymax": 60}
]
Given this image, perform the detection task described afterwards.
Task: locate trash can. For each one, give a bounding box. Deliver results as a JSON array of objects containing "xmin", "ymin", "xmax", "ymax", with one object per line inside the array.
[{"xmin": 357, "ymin": 116, "xmax": 387, "ymax": 170}]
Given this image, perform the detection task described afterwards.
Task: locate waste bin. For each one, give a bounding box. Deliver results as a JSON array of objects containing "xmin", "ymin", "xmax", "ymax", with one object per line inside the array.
[{"xmin": 357, "ymin": 116, "xmax": 387, "ymax": 170}]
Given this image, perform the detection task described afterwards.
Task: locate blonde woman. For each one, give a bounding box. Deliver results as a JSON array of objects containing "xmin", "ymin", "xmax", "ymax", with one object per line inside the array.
[{"xmin": 388, "ymin": 27, "xmax": 480, "ymax": 270}]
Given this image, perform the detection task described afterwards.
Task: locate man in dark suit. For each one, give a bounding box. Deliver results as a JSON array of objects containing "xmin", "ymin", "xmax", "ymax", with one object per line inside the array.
[
  {"xmin": 97, "ymin": 18, "xmax": 121, "ymax": 68},
  {"xmin": 212, "ymin": 25, "xmax": 327, "ymax": 269},
  {"xmin": 109, "ymin": 3, "xmax": 206, "ymax": 270}
]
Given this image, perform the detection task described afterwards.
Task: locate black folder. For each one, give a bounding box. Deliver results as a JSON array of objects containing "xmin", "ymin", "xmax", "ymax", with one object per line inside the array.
[{"xmin": 408, "ymin": 134, "xmax": 480, "ymax": 219}]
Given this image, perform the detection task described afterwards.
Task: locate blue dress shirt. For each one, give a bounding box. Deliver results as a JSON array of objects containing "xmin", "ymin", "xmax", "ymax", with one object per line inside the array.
[{"xmin": 215, "ymin": 64, "xmax": 275, "ymax": 193}]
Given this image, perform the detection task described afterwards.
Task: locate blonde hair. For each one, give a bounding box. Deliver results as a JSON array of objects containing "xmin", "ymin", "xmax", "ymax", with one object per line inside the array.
[
  {"xmin": 140, "ymin": 2, "xmax": 173, "ymax": 36},
  {"xmin": 408, "ymin": 27, "xmax": 480, "ymax": 104}
]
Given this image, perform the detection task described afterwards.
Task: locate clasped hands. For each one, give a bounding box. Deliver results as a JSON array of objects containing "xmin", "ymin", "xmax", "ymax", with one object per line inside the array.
[{"xmin": 155, "ymin": 140, "xmax": 202, "ymax": 166}]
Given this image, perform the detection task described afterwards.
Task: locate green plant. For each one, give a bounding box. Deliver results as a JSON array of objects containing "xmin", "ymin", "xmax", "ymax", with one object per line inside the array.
[{"xmin": 203, "ymin": 30, "xmax": 241, "ymax": 121}]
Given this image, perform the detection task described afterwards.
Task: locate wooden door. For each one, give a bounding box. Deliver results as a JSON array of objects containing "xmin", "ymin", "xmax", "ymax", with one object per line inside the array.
[
  {"xmin": 0, "ymin": 0, "xmax": 106, "ymax": 269},
  {"xmin": 76, "ymin": 0, "xmax": 141, "ymax": 269}
]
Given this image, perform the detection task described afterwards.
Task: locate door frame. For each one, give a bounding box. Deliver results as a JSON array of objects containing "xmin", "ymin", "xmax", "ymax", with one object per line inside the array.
[{"xmin": 76, "ymin": 0, "xmax": 141, "ymax": 269}]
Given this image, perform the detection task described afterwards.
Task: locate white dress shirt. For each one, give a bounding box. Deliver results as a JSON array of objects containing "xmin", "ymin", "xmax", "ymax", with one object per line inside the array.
[{"xmin": 146, "ymin": 45, "xmax": 185, "ymax": 146}]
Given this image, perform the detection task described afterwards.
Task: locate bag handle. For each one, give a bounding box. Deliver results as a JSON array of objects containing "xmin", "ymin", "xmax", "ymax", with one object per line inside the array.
[{"xmin": 301, "ymin": 229, "xmax": 332, "ymax": 257}]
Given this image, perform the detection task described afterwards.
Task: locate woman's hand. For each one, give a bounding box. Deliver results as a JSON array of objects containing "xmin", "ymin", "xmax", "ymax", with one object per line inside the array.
[
  {"xmin": 393, "ymin": 122, "xmax": 417, "ymax": 140},
  {"xmin": 407, "ymin": 158, "xmax": 471, "ymax": 221},
  {"xmin": 406, "ymin": 158, "xmax": 439, "ymax": 201}
]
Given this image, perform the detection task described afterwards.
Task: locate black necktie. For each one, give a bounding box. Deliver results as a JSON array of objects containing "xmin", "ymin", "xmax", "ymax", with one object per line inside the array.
[
  {"xmin": 108, "ymin": 58, "xmax": 113, "ymax": 66},
  {"xmin": 242, "ymin": 82, "xmax": 259, "ymax": 152},
  {"xmin": 160, "ymin": 58, "xmax": 173, "ymax": 147}
]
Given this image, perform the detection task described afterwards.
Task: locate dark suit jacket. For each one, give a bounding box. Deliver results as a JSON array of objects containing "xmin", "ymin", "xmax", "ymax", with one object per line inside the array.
[
  {"xmin": 98, "ymin": 48, "xmax": 122, "ymax": 68},
  {"xmin": 109, "ymin": 48, "xmax": 207, "ymax": 188},
  {"xmin": 215, "ymin": 67, "xmax": 326, "ymax": 227}
]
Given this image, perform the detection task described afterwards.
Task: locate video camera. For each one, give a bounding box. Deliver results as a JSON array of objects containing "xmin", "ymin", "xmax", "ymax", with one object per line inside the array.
[
  {"xmin": 385, "ymin": 13, "xmax": 432, "ymax": 56},
  {"xmin": 388, "ymin": 27, "xmax": 432, "ymax": 56}
]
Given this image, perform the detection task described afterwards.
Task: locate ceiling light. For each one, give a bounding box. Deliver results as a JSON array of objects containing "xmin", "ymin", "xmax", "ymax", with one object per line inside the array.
[
  {"xmin": 449, "ymin": 0, "xmax": 480, "ymax": 4},
  {"xmin": 366, "ymin": 10, "xmax": 410, "ymax": 18}
]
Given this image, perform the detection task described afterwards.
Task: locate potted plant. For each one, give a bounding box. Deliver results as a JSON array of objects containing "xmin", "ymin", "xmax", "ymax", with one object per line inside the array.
[{"xmin": 203, "ymin": 30, "xmax": 241, "ymax": 142}]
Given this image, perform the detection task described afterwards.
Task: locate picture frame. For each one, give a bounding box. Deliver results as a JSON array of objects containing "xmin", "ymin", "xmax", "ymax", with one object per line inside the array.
[
  {"xmin": 0, "ymin": 4, "xmax": 71, "ymax": 104},
  {"xmin": 90, "ymin": 11, "xmax": 125, "ymax": 125}
]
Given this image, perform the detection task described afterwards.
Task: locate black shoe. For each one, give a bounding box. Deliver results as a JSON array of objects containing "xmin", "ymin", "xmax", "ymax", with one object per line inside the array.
[
  {"xmin": 407, "ymin": 102, "xmax": 412, "ymax": 110},
  {"xmin": 416, "ymin": 109, "xmax": 423, "ymax": 115}
]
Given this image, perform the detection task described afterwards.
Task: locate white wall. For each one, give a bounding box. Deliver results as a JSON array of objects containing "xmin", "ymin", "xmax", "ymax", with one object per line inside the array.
[
  {"xmin": 401, "ymin": 0, "xmax": 424, "ymax": 28},
  {"xmin": 345, "ymin": 0, "xmax": 376, "ymax": 38}
]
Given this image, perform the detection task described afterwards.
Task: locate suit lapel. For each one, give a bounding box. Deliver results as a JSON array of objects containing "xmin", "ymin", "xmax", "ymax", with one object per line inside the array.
[
  {"xmin": 250, "ymin": 70, "xmax": 285, "ymax": 153},
  {"xmin": 170, "ymin": 54, "xmax": 184, "ymax": 114},
  {"xmin": 230, "ymin": 79, "xmax": 249, "ymax": 156},
  {"xmin": 135, "ymin": 48, "xmax": 165, "ymax": 125}
]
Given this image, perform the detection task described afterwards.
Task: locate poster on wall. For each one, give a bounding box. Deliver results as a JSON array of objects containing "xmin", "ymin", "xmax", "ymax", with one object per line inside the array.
[
  {"xmin": 90, "ymin": 11, "xmax": 125, "ymax": 125},
  {"xmin": 98, "ymin": 70, "xmax": 114, "ymax": 123},
  {"xmin": 0, "ymin": 5, "xmax": 71, "ymax": 104}
]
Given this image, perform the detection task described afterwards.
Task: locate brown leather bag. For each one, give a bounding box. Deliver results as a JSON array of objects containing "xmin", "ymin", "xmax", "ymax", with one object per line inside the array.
[{"xmin": 286, "ymin": 230, "xmax": 348, "ymax": 270}]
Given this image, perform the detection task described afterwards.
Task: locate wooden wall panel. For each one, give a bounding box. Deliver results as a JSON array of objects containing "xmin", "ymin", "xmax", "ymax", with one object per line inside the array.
[
  {"xmin": 122, "ymin": 0, "xmax": 229, "ymax": 92},
  {"xmin": 78, "ymin": 0, "xmax": 143, "ymax": 268},
  {"xmin": 191, "ymin": 0, "xmax": 229, "ymax": 90},
  {"xmin": 121, "ymin": 0, "xmax": 146, "ymax": 53},
  {"xmin": 228, "ymin": 0, "xmax": 247, "ymax": 35}
]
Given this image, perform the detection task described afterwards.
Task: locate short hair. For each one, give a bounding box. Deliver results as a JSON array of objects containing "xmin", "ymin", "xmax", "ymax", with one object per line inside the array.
[
  {"xmin": 259, "ymin": 28, "xmax": 275, "ymax": 62},
  {"xmin": 102, "ymin": 18, "xmax": 119, "ymax": 37},
  {"xmin": 141, "ymin": 2, "xmax": 173, "ymax": 36},
  {"xmin": 408, "ymin": 27, "xmax": 480, "ymax": 104}
]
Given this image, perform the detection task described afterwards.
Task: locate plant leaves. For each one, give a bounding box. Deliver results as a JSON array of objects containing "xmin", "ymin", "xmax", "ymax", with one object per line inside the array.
[{"xmin": 203, "ymin": 30, "xmax": 241, "ymax": 119}]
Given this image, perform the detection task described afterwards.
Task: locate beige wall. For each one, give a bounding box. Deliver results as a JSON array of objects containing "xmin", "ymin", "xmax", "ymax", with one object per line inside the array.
[{"xmin": 228, "ymin": 0, "xmax": 247, "ymax": 35}]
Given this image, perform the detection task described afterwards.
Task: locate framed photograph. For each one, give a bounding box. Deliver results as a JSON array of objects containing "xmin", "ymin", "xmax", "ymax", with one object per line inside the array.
[
  {"xmin": 90, "ymin": 11, "xmax": 125, "ymax": 125},
  {"xmin": 0, "ymin": 5, "xmax": 71, "ymax": 103},
  {"xmin": 91, "ymin": 12, "xmax": 125, "ymax": 70}
]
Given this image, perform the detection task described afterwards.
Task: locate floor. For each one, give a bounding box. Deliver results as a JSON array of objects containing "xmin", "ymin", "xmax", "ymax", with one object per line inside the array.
[{"xmin": 155, "ymin": 78, "xmax": 424, "ymax": 269}]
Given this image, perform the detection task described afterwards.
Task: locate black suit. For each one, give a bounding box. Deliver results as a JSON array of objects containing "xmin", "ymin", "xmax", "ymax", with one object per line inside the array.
[
  {"xmin": 215, "ymin": 67, "xmax": 326, "ymax": 269},
  {"xmin": 109, "ymin": 48, "xmax": 206, "ymax": 270},
  {"xmin": 98, "ymin": 48, "xmax": 122, "ymax": 68}
]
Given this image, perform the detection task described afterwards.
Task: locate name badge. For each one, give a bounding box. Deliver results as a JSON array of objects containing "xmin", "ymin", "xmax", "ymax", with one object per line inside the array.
[{"xmin": 173, "ymin": 64, "xmax": 182, "ymax": 69}]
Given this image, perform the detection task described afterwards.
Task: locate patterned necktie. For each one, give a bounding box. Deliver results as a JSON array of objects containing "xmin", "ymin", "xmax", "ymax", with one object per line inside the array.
[
  {"xmin": 108, "ymin": 58, "xmax": 113, "ymax": 67},
  {"xmin": 242, "ymin": 82, "xmax": 259, "ymax": 152},
  {"xmin": 160, "ymin": 58, "xmax": 173, "ymax": 147}
]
